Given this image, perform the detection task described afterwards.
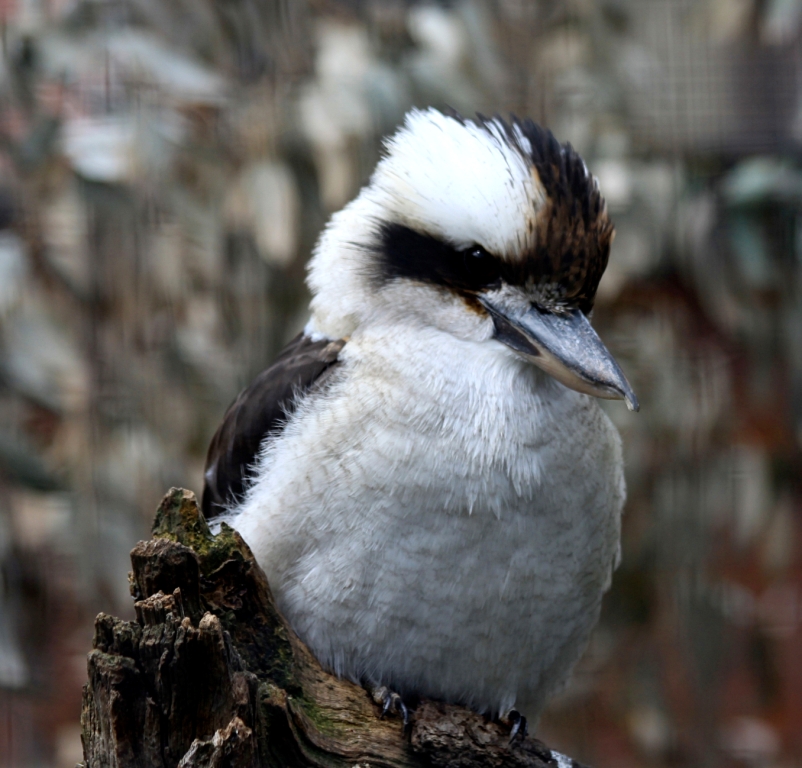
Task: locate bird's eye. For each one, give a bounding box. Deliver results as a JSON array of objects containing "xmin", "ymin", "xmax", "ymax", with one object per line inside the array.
[
  {"xmin": 464, "ymin": 245, "xmax": 489, "ymax": 264},
  {"xmin": 461, "ymin": 245, "xmax": 500, "ymax": 289}
]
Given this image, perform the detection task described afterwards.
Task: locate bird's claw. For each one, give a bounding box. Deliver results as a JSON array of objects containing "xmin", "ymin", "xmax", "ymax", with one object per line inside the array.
[
  {"xmin": 507, "ymin": 709, "xmax": 527, "ymax": 744},
  {"xmin": 372, "ymin": 686, "xmax": 410, "ymax": 728}
]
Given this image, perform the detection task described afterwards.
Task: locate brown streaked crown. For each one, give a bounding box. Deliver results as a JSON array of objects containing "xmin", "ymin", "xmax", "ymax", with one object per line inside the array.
[{"xmin": 475, "ymin": 114, "xmax": 614, "ymax": 314}]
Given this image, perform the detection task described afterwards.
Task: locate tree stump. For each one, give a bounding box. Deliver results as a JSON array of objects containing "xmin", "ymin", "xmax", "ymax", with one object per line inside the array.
[{"xmin": 80, "ymin": 487, "xmax": 589, "ymax": 768}]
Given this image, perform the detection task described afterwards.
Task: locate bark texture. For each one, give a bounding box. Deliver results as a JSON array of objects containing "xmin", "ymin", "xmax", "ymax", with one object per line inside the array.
[{"xmin": 80, "ymin": 487, "xmax": 590, "ymax": 768}]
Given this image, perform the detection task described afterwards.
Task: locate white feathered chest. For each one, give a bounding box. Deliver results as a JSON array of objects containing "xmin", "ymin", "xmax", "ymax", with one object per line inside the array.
[{"xmin": 232, "ymin": 323, "xmax": 625, "ymax": 720}]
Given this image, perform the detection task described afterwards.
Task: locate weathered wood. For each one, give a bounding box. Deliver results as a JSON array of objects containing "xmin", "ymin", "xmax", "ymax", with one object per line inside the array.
[{"xmin": 80, "ymin": 487, "xmax": 590, "ymax": 768}]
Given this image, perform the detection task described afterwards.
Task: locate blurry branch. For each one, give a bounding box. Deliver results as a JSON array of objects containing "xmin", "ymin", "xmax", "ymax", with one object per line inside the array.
[{"xmin": 80, "ymin": 487, "xmax": 587, "ymax": 768}]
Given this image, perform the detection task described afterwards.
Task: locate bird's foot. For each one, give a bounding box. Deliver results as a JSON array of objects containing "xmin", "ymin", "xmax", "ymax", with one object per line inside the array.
[
  {"xmin": 370, "ymin": 685, "xmax": 411, "ymax": 728},
  {"xmin": 506, "ymin": 709, "xmax": 528, "ymax": 744}
]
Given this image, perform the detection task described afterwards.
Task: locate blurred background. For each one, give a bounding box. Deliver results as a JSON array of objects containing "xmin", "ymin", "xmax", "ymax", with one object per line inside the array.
[{"xmin": 0, "ymin": 0, "xmax": 801, "ymax": 765}]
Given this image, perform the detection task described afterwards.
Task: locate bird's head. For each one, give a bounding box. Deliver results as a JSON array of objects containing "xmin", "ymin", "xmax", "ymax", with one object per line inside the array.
[{"xmin": 307, "ymin": 108, "xmax": 638, "ymax": 411}]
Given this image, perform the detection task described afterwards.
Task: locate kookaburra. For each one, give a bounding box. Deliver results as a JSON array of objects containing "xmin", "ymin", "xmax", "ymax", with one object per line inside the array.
[{"xmin": 202, "ymin": 108, "xmax": 637, "ymax": 726}]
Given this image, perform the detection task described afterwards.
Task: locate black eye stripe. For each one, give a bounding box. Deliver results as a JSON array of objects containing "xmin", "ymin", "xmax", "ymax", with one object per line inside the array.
[
  {"xmin": 376, "ymin": 223, "xmax": 506, "ymax": 293},
  {"xmin": 374, "ymin": 220, "xmax": 607, "ymax": 315}
]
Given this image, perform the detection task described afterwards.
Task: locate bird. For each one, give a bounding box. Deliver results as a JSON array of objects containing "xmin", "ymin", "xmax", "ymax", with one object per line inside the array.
[{"xmin": 202, "ymin": 108, "xmax": 638, "ymax": 727}]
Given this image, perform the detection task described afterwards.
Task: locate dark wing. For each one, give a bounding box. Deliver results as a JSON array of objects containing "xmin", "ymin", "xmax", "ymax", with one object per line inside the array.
[{"xmin": 202, "ymin": 332, "xmax": 346, "ymax": 521}]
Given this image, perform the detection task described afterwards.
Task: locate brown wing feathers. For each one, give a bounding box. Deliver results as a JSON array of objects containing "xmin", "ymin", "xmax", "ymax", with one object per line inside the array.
[{"xmin": 201, "ymin": 333, "xmax": 345, "ymax": 521}]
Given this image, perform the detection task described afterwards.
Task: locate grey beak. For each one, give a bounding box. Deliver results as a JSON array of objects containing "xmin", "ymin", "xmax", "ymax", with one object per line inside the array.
[{"xmin": 480, "ymin": 294, "xmax": 639, "ymax": 412}]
